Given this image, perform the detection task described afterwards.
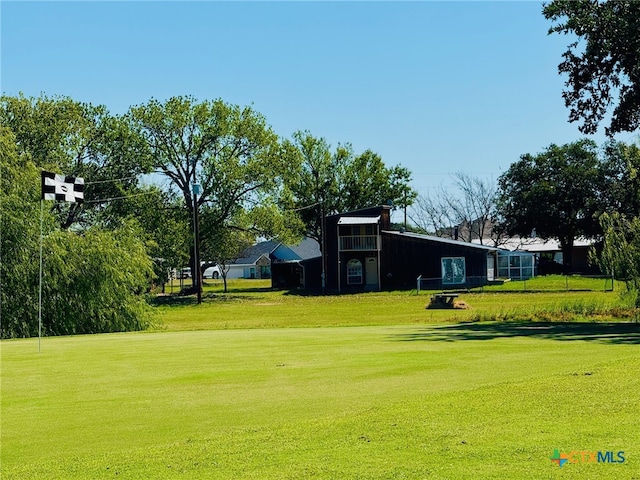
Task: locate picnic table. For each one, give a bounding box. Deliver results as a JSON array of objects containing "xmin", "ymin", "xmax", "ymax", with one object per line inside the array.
[{"xmin": 430, "ymin": 293, "xmax": 459, "ymax": 308}]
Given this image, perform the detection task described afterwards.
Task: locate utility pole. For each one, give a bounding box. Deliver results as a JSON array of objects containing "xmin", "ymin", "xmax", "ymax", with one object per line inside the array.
[
  {"xmin": 321, "ymin": 200, "xmax": 326, "ymax": 295},
  {"xmin": 192, "ymin": 174, "xmax": 202, "ymax": 304}
]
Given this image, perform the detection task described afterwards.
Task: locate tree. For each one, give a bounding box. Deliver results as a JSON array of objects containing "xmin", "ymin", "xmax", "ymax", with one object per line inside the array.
[
  {"xmin": 128, "ymin": 96, "xmax": 298, "ymax": 298},
  {"xmin": 410, "ymin": 172, "xmax": 498, "ymax": 244},
  {"xmin": 199, "ymin": 219, "xmax": 254, "ymax": 293},
  {"xmin": 286, "ymin": 130, "xmax": 417, "ymax": 247},
  {"xmin": 0, "ymin": 125, "xmax": 154, "ymax": 338},
  {"xmin": 543, "ymin": 1, "xmax": 640, "ymax": 135},
  {"xmin": 40, "ymin": 224, "xmax": 155, "ymax": 336},
  {"xmin": 599, "ymin": 140, "xmax": 640, "ymax": 218},
  {"xmin": 0, "ymin": 126, "xmax": 51, "ymax": 338},
  {"xmin": 0, "ymin": 94, "xmax": 152, "ymax": 230},
  {"xmin": 104, "ymin": 186, "xmax": 191, "ymax": 291},
  {"xmin": 283, "ymin": 131, "xmax": 338, "ymax": 248},
  {"xmin": 595, "ymin": 212, "xmax": 640, "ymax": 308},
  {"xmin": 496, "ymin": 139, "xmax": 602, "ymax": 272}
]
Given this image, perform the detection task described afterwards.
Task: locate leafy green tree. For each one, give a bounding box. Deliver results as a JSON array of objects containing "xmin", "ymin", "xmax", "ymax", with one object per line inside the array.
[
  {"xmin": 0, "ymin": 94, "xmax": 152, "ymax": 229},
  {"xmin": 339, "ymin": 149, "xmax": 416, "ymax": 214},
  {"xmin": 283, "ymin": 131, "xmax": 338, "ymax": 248},
  {"xmin": 41, "ymin": 224, "xmax": 155, "ymax": 336},
  {"xmin": 199, "ymin": 210, "xmax": 253, "ymax": 294},
  {"xmin": 128, "ymin": 96, "xmax": 298, "ymax": 295},
  {"xmin": 103, "ymin": 187, "xmax": 190, "ymax": 290},
  {"xmin": 0, "ymin": 126, "xmax": 54, "ymax": 337},
  {"xmin": 600, "ymin": 140, "xmax": 640, "ymax": 218},
  {"xmin": 543, "ymin": 0, "xmax": 640, "ymax": 135},
  {"xmin": 496, "ymin": 139, "xmax": 602, "ymax": 272},
  {"xmin": 1, "ymin": 123, "xmax": 155, "ymax": 338},
  {"xmin": 286, "ymin": 130, "xmax": 417, "ymax": 247},
  {"xmin": 595, "ymin": 212, "xmax": 640, "ymax": 307}
]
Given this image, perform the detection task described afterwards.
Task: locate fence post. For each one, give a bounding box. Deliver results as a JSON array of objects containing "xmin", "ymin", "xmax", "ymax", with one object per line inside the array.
[{"xmin": 417, "ymin": 275, "xmax": 422, "ymax": 295}]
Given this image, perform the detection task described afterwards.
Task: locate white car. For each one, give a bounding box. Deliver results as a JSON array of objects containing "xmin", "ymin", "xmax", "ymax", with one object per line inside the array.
[
  {"xmin": 177, "ymin": 267, "xmax": 191, "ymax": 279},
  {"xmin": 203, "ymin": 265, "xmax": 221, "ymax": 279}
]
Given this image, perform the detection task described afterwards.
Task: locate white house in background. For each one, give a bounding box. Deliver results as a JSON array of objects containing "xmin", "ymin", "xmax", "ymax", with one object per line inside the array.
[
  {"xmin": 224, "ymin": 240, "xmax": 280, "ymax": 279},
  {"xmin": 224, "ymin": 238, "xmax": 322, "ymax": 280}
]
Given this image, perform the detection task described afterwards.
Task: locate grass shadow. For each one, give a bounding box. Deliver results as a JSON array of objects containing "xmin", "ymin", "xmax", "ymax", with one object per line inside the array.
[
  {"xmin": 392, "ymin": 321, "xmax": 640, "ymax": 345},
  {"xmin": 149, "ymin": 292, "xmax": 260, "ymax": 307}
]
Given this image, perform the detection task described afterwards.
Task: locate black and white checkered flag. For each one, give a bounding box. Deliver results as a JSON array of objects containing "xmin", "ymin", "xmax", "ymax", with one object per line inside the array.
[{"xmin": 41, "ymin": 171, "xmax": 84, "ymax": 203}]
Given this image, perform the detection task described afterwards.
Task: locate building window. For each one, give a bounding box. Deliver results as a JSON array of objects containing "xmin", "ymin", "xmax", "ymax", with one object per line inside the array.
[
  {"xmin": 497, "ymin": 252, "xmax": 535, "ymax": 280},
  {"xmin": 260, "ymin": 265, "xmax": 271, "ymax": 279},
  {"xmin": 347, "ymin": 259, "xmax": 363, "ymax": 284},
  {"xmin": 441, "ymin": 257, "xmax": 466, "ymax": 285}
]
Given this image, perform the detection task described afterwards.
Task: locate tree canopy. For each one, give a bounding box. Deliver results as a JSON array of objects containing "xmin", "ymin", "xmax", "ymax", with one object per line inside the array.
[
  {"xmin": 285, "ymin": 130, "xmax": 416, "ymax": 247},
  {"xmin": 496, "ymin": 139, "xmax": 602, "ymax": 271},
  {"xmin": 0, "ymin": 94, "xmax": 151, "ymax": 229},
  {"xmin": 128, "ymin": 96, "xmax": 301, "ymax": 295},
  {"xmin": 128, "ymin": 96, "xmax": 296, "ymax": 228},
  {"xmin": 543, "ymin": 0, "xmax": 640, "ymax": 135},
  {"xmin": 595, "ymin": 212, "xmax": 640, "ymax": 307}
]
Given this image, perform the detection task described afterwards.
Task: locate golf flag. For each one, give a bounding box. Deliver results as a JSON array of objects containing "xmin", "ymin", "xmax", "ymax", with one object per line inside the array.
[{"xmin": 41, "ymin": 171, "xmax": 84, "ymax": 203}]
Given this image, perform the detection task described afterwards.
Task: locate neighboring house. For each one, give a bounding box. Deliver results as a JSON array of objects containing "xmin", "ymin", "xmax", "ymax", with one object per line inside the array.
[
  {"xmin": 225, "ymin": 240, "xmax": 280, "ymax": 279},
  {"xmin": 270, "ymin": 237, "xmax": 322, "ymax": 289},
  {"xmin": 227, "ymin": 238, "xmax": 323, "ymax": 281},
  {"xmin": 437, "ymin": 217, "xmax": 497, "ymax": 244},
  {"xmin": 495, "ymin": 237, "xmax": 599, "ymax": 275}
]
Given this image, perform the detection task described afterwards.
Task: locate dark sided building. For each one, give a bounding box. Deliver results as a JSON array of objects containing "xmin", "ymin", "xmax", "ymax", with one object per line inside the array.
[
  {"xmin": 318, "ymin": 205, "xmax": 498, "ymax": 293},
  {"xmin": 270, "ymin": 237, "xmax": 322, "ymax": 290}
]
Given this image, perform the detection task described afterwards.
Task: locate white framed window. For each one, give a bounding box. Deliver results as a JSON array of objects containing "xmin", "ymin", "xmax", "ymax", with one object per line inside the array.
[
  {"xmin": 441, "ymin": 257, "xmax": 466, "ymax": 285},
  {"xmin": 347, "ymin": 259, "xmax": 363, "ymax": 284},
  {"xmin": 497, "ymin": 252, "xmax": 535, "ymax": 280}
]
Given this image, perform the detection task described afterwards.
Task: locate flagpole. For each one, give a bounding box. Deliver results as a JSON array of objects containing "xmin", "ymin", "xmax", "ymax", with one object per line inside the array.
[{"xmin": 38, "ymin": 199, "xmax": 44, "ymax": 353}]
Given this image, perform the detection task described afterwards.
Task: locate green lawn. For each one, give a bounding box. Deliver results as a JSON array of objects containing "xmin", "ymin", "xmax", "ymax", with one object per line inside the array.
[
  {"xmin": 2, "ymin": 281, "xmax": 639, "ymax": 479},
  {"xmin": 152, "ymin": 278, "xmax": 632, "ymax": 331}
]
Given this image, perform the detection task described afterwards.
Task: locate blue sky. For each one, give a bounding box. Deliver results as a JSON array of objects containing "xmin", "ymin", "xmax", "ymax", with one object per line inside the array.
[{"xmin": 2, "ymin": 1, "xmax": 633, "ymax": 200}]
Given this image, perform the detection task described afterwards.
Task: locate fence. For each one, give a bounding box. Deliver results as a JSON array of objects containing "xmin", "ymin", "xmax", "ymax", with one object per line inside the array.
[{"xmin": 416, "ymin": 274, "xmax": 615, "ymax": 294}]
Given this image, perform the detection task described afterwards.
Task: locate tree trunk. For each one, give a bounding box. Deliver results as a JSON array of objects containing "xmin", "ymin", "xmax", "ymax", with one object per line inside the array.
[{"xmin": 560, "ymin": 237, "xmax": 574, "ymax": 275}]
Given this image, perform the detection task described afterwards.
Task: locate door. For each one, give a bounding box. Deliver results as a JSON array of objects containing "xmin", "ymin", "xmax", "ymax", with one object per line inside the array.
[
  {"xmin": 365, "ymin": 256, "xmax": 378, "ymax": 290},
  {"xmin": 487, "ymin": 254, "xmax": 495, "ymax": 282}
]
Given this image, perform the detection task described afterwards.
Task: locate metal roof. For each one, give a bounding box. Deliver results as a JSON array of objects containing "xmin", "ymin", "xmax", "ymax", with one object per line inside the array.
[
  {"xmin": 337, "ymin": 216, "xmax": 381, "ymax": 225},
  {"xmin": 383, "ymin": 230, "xmax": 498, "ymax": 251}
]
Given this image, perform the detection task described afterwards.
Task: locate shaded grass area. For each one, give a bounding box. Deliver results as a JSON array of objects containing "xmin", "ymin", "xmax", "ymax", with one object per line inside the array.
[
  {"xmin": 393, "ymin": 321, "xmax": 640, "ymax": 344},
  {"xmin": 2, "ymin": 326, "xmax": 639, "ymax": 479}
]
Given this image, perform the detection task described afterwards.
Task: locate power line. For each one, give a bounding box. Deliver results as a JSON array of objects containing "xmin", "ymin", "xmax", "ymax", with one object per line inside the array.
[
  {"xmin": 84, "ymin": 191, "xmax": 158, "ymax": 204},
  {"xmin": 288, "ymin": 201, "xmax": 322, "ymax": 212},
  {"xmin": 85, "ymin": 175, "xmax": 138, "ymax": 185}
]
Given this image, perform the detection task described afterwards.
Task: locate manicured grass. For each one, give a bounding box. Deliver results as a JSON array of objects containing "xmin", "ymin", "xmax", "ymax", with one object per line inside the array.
[
  {"xmin": 475, "ymin": 274, "xmax": 616, "ymax": 293},
  {"xmin": 151, "ymin": 279, "xmax": 631, "ymax": 332},
  {"xmin": 2, "ymin": 322, "xmax": 639, "ymax": 479}
]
